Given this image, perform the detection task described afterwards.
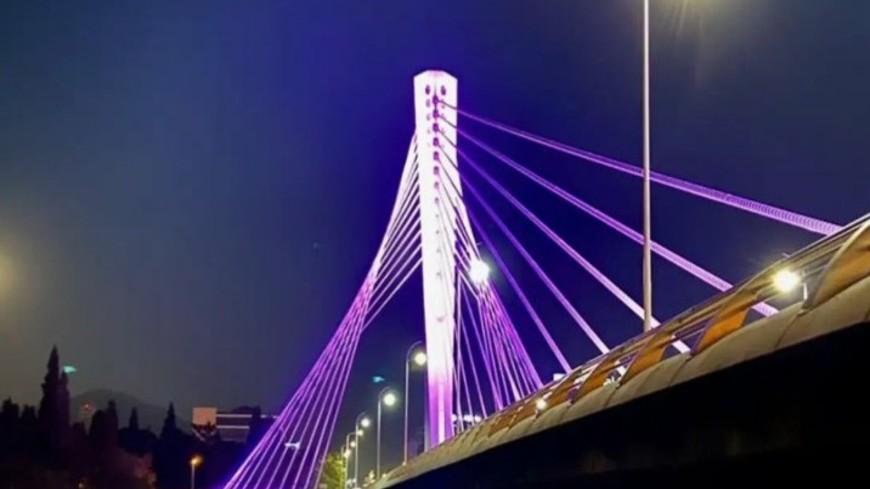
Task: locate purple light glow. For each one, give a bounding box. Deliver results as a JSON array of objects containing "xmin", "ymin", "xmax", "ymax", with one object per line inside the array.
[
  {"xmin": 229, "ymin": 294, "xmax": 365, "ymax": 489},
  {"xmin": 452, "ymin": 107, "xmax": 841, "ymax": 236},
  {"xmin": 465, "ymin": 207, "xmax": 572, "ymax": 373},
  {"xmin": 267, "ymin": 297, "xmax": 367, "ymax": 488},
  {"xmin": 483, "ymin": 288, "xmax": 539, "ymax": 399},
  {"xmin": 465, "ymin": 287, "xmax": 504, "ymax": 410},
  {"xmin": 460, "ymin": 285, "xmax": 491, "ymax": 417},
  {"xmin": 460, "ymin": 131, "xmax": 779, "ymax": 318},
  {"xmin": 227, "ymin": 135, "xmax": 427, "ymax": 488},
  {"xmin": 481, "ymin": 294, "xmax": 520, "ymax": 401},
  {"xmin": 296, "ymin": 306, "xmax": 369, "ymax": 488},
  {"xmin": 462, "ymin": 149, "xmax": 660, "ymax": 327},
  {"xmin": 490, "ymin": 291, "xmax": 543, "ymax": 390},
  {"xmin": 430, "ymin": 154, "xmax": 543, "ymax": 394},
  {"xmin": 464, "ymin": 179, "xmax": 612, "ymax": 354}
]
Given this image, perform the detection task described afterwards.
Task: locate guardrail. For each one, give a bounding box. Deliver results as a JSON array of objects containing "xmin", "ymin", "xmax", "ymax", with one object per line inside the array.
[{"xmin": 377, "ymin": 211, "xmax": 870, "ymax": 488}]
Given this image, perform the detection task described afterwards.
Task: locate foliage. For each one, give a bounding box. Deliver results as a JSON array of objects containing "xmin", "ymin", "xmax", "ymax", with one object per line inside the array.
[
  {"xmin": 1, "ymin": 346, "xmax": 257, "ymax": 488},
  {"xmin": 318, "ymin": 451, "xmax": 347, "ymax": 489}
]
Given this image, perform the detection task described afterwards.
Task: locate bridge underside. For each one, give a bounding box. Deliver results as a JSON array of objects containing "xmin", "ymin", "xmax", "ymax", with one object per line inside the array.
[{"xmin": 386, "ymin": 321, "xmax": 870, "ymax": 488}]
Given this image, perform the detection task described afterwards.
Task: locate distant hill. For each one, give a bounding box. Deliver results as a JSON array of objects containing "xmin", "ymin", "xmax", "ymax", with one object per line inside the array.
[{"xmin": 71, "ymin": 389, "xmax": 190, "ymax": 433}]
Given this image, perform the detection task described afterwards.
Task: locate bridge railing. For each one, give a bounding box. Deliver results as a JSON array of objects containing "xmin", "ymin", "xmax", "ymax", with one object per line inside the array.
[
  {"xmin": 502, "ymin": 210, "xmax": 870, "ymax": 426},
  {"xmin": 380, "ymin": 211, "xmax": 870, "ymax": 486}
]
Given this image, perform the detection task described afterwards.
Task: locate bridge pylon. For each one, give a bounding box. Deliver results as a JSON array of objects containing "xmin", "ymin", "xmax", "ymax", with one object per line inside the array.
[{"xmin": 413, "ymin": 70, "xmax": 466, "ymax": 447}]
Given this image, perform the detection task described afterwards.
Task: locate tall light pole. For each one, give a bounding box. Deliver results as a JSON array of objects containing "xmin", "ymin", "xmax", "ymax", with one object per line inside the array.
[
  {"xmin": 189, "ymin": 454, "xmax": 203, "ymax": 489},
  {"xmin": 642, "ymin": 0, "xmax": 654, "ymax": 332},
  {"xmin": 404, "ymin": 342, "xmax": 427, "ymax": 464},
  {"xmin": 344, "ymin": 432, "xmax": 357, "ymax": 488},
  {"xmin": 354, "ymin": 413, "xmax": 371, "ymax": 489},
  {"xmin": 377, "ymin": 388, "xmax": 399, "ymax": 479}
]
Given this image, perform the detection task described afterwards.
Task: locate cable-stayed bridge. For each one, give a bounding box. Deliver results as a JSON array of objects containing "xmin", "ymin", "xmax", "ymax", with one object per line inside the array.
[{"xmin": 223, "ymin": 71, "xmax": 868, "ymax": 489}]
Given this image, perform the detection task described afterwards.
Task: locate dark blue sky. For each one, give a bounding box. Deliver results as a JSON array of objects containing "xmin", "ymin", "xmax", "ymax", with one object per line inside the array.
[{"xmin": 1, "ymin": 0, "xmax": 868, "ymax": 465}]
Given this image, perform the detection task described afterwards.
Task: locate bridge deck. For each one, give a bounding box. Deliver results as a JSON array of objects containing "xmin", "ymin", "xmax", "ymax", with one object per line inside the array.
[{"xmin": 375, "ymin": 214, "xmax": 870, "ymax": 489}]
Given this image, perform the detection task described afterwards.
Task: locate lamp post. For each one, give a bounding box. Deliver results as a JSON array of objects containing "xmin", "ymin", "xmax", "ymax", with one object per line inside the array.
[
  {"xmin": 377, "ymin": 388, "xmax": 399, "ymax": 479},
  {"xmin": 354, "ymin": 413, "xmax": 371, "ymax": 489},
  {"xmin": 189, "ymin": 454, "xmax": 203, "ymax": 489},
  {"xmin": 344, "ymin": 431, "xmax": 357, "ymax": 488},
  {"xmin": 641, "ymin": 0, "xmax": 654, "ymax": 332},
  {"xmin": 404, "ymin": 341, "xmax": 427, "ymax": 464}
]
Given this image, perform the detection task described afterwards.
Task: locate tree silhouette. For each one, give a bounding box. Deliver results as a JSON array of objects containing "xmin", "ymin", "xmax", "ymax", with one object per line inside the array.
[
  {"xmin": 105, "ymin": 401, "xmax": 119, "ymax": 448},
  {"xmin": 89, "ymin": 409, "xmax": 110, "ymax": 450},
  {"xmin": 129, "ymin": 408, "xmax": 140, "ymax": 432},
  {"xmin": 160, "ymin": 403, "xmax": 178, "ymax": 440},
  {"xmin": 1, "ymin": 347, "xmax": 159, "ymax": 488},
  {"xmin": 37, "ymin": 346, "xmax": 70, "ymax": 458},
  {"xmin": 120, "ymin": 408, "xmax": 156, "ymax": 457},
  {"xmin": 0, "ymin": 399, "xmax": 22, "ymax": 464},
  {"xmin": 155, "ymin": 402, "xmax": 191, "ymax": 488}
]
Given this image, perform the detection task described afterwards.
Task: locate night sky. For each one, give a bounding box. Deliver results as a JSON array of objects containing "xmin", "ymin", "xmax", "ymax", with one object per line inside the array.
[{"xmin": 1, "ymin": 0, "xmax": 868, "ymax": 470}]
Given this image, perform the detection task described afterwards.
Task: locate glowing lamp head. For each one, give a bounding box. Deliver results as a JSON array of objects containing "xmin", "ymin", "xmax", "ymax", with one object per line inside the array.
[
  {"xmin": 773, "ymin": 269, "xmax": 801, "ymax": 293},
  {"xmin": 343, "ymin": 449, "xmax": 352, "ymax": 458},
  {"xmin": 412, "ymin": 350, "xmax": 428, "ymax": 366},
  {"xmin": 534, "ymin": 398, "xmax": 548, "ymax": 412},
  {"xmin": 359, "ymin": 417, "xmax": 372, "ymax": 429},
  {"xmin": 469, "ymin": 258, "xmax": 491, "ymax": 285},
  {"xmin": 350, "ymin": 439, "xmax": 357, "ymax": 448},
  {"xmin": 382, "ymin": 391, "xmax": 398, "ymax": 407},
  {"xmin": 189, "ymin": 455, "xmax": 203, "ymax": 468},
  {"xmin": 355, "ymin": 430, "xmax": 363, "ymax": 437}
]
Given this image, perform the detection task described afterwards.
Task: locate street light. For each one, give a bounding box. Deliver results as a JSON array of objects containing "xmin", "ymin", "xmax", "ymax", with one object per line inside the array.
[
  {"xmin": 344, "ymin": 431, "xmax": 357, "ymax": 488},
  {"xmin": 413, "ymin": 351, "xmax": 428, "ymax": 367},
  {"xmin": 777, "ymin": 253, "xmax": 809, "ymax": 300},
  {"xmin": 383, "ymin": 391, "xmax": 398, "ymax": 407},
  {"xmin": 377, "ymin": 388, "xmax": 399, "ymax": 478},
  {"xmin": 404, "ymin": 341, "xmax": 427, "ymax": 464},
  {"xmin": 189, "ymin": 454, "xmax": 203, "ymax": 489},
  {"xmin": 469, "ymin": 258, "xmax": 491, "ymax": 285},
  {"xmin": 773, "ymin": 268, "xmax": 807, "ymax": 300},
  {"xmin": 641, "ymin": 0, "xmax": 653, "ymax": 332},
  {"xmin": 354, "ymin": 413, "xmax": 370, "ymax": 488}
]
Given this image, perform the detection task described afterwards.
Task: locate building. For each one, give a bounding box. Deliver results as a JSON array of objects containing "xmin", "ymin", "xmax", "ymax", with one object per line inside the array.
[{"xmin": 192, "ymin": 406, "xmax": 277, "ymax": 443}]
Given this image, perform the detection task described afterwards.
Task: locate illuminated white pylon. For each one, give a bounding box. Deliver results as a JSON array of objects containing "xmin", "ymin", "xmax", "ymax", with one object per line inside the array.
[
  {"xmin": 413, "ymin": 70, "xmax": 473, "ymax": 447},
  {"xmin": 226, "ymin": 71, "xmax": 498, "ymax": 489}
]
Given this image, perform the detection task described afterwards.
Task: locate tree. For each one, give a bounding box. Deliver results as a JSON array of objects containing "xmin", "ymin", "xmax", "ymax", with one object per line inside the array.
[
  {"xmin": 128, "ymin": 408, "xmax": 140, "ymax": 432},
  {"xmin": 1, "ymin": 399, "xmax": 22, "ymax": 464},
  {"xmin": 105, "ymin": 401, "xmax": 119, "ymax": 448},
  {"xmin": 317, "ymin": 451, "xmax": 346, "ymax": 489},
  {"xmin": 159, "ymin": 403, "xmax": 178, "ymax": 441},
  {"xmin": 155, "ymin": 402, "xmax": 191, "ymax": 489},
  {"xmin": 120, "ymin": 408, "xmax": 141, "ymax": 451},
  {"xmin": 121, "ymin": 408, "xmax": 156, "ymax": 457},
  {"xmin": 38, "ymin": 346, "xmax": 70, "ymax": 455}
]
